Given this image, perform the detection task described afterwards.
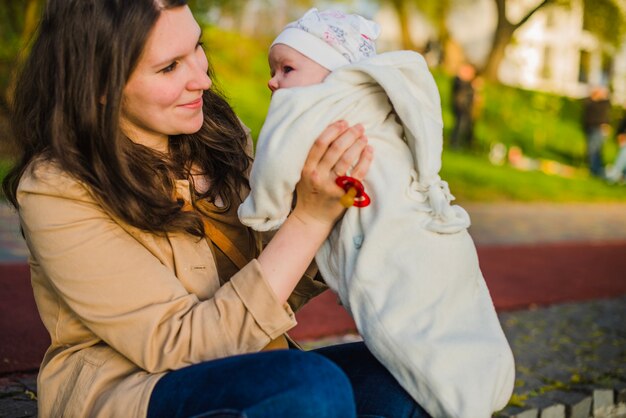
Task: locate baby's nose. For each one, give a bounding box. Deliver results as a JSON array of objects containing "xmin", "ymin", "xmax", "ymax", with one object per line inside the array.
[{"xmin": 267, "ymin": 76, "xmax": 279, "ymax": 92}]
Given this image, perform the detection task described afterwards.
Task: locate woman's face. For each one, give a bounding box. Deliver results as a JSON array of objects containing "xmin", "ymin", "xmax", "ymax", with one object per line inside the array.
[{"xmin": 121, "ymin": 6, "xmax": 211, "ymax": 153}]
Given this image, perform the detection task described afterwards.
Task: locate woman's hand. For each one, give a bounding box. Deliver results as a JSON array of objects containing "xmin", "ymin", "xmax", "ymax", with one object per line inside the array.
[
  {"xmin": 257, "ymin": 120, "xmax": 372, "ymax": 303},
  {"xmin": 292, "ymin": 120, "xmax": 373, "ymax": 227}
]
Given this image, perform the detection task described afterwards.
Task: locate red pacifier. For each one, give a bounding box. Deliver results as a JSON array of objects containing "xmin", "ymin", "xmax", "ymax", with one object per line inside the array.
[{"xmin": 335, "ymin": 176, "xmax": 371, "ymax": 208}]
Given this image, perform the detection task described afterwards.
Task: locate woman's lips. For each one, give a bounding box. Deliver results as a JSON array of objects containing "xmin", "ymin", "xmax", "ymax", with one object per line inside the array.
[{"xmin": 179, "ymin": 97, "xmax": 202, "ymax": 109}]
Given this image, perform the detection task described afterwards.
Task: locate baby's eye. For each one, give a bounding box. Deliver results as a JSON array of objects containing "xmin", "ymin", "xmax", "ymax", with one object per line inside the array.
[
  {"xmin": 161, "ymin": 61, "xmax": 179, "ymax": 74},
  {"xmin": 196, "ymin": 41, "xmax": 205, "ymax": 50},
  {"xmin": 283, "ymin": 66, "xmax": 294, "ymax": 74}
]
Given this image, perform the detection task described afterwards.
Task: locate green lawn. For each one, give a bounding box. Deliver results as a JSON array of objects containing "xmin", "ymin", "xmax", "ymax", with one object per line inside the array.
[{"xmin": 441, "ymin": 151, "xmax": 626, "ymax": 203}]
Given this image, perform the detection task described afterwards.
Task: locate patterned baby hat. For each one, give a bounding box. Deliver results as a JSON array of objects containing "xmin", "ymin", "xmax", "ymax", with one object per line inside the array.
[{"xmin": 271, "ymin": 8, "xmax": 381, "ymax": 71}]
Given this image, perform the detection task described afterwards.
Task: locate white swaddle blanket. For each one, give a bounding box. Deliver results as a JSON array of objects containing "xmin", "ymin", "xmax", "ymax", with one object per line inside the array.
[{"xmin": 238, "ymin": 51, "xmax": 515, "ymax": 418}]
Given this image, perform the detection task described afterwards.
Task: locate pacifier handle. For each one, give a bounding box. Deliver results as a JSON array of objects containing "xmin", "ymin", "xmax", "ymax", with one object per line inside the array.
[{"xmin": 335, "ymin": 176, "xmax": 371, "ymax": 208}]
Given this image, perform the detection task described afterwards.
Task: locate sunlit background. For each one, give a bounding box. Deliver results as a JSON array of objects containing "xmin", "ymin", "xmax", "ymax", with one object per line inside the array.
[{"xmin": 1, "ymin": 0, "xmax": 626, "ymax": 202}]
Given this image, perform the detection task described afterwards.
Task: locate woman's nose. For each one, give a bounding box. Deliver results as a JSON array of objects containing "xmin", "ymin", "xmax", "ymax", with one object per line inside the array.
[
  {"xmin": 188, "ymin": 56, "xmax": 212, "ymax": 91},
  {"xmin": 189, "ymin": 70, "xmax": 212, "ymax": 91},
  {"xmin": 198, "ymin": 72, "xmax": 212, "ymax": 91}
]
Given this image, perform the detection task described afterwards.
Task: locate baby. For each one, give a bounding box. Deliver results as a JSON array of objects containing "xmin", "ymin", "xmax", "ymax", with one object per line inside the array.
[
  {"xmin": 266, "ymin": 9, "xmax": 374, "ymax": 91},
  {"xmin": 239, "ymin": 8, "xmax": 515, "ymax": 417}
]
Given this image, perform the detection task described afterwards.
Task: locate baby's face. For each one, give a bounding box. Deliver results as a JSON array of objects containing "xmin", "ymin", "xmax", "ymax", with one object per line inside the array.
[{"xmin": 268, "ymin": 44, "xmax": 330, "ymax": 93}]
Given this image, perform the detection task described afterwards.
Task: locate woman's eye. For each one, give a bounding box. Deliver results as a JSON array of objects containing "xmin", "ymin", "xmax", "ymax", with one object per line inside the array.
[{"xmin": 161, "ymin": 61, "xmax": 178, "ymax": 73}]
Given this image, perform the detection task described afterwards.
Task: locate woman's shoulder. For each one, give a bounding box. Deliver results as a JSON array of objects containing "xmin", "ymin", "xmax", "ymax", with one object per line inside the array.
[{"xmin": 17, "ymin": 157, "xmax": 94, "ymax": 203}]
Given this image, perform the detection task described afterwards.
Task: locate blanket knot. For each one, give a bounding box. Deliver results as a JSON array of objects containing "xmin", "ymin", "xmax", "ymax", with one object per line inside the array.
[{"xmin": 407, "ymin": 170, "xmax": 471, "ymax": 234}]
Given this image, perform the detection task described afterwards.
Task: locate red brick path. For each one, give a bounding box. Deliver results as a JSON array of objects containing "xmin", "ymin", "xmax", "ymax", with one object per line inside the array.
[{"xmin": 2, "ymin": 242, "xmax": 626, "ymax": 374}]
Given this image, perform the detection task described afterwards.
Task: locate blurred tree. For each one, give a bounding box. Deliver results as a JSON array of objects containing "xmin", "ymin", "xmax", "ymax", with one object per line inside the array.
[
  {"xmin": 388, "ymin": 0, "xmax": 414, "ymax": 50},
  {"xmin": 414, "ymin": 0, "xmax": 453, "ymax": 67},
  {"xmin": 0, "ymin": 0, "xmax": 42, "ymax": 111},
  {"xmin": 431, "ymin": 0, "xmax": 451, "ymax": 60},
  {"xmin": 582, "ymin": 0, "xmax": 626, "ymax": 48},
  {"xmin": 483, "ymin": 0, "xmax": 626, "ymax": 81},
  {"xmin": 191, "ymin": 0, "xmax": 323, "ymax": 37},
  {"xmin": 377, "ymin": 0, "xmax": 452, "ymax": 53},
  {"xmin": 188, "ymin": 0, "xmax": 248, "ymax": 25},
  {"xmin": 483, "ymin": 0, "xmax": 562, "ymax": 80}
]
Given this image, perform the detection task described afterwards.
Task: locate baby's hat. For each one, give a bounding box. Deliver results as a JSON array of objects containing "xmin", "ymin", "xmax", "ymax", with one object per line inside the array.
[{"xmin": 271, "ymin": 8, "xmax": 381, "ymax": 71}]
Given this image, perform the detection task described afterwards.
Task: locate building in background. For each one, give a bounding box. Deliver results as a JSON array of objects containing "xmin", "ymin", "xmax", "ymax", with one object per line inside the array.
[
  {"xmin": 497, "ymin": 0, "xmax": 625, "ymax": 103},
  {"xmin": 376, "ymin": 0, "xmax": 625, "ymax": 103}
]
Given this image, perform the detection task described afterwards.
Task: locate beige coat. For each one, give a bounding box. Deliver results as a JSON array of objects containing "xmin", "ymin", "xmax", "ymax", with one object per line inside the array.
[{"xmin": 17, "ymin": 160, "xmax": 326, "ymax": 418}]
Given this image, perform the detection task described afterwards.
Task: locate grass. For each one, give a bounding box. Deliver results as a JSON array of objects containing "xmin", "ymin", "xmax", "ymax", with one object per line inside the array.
[{"xmin": 441, "ymin": 151, "xmax": 626, "ymax": 203}]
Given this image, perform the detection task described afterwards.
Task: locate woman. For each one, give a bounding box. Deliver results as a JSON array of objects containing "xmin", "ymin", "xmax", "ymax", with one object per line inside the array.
[{"xmin": 3, "ymin": 1, "xmax": 429, "ymax": 417}]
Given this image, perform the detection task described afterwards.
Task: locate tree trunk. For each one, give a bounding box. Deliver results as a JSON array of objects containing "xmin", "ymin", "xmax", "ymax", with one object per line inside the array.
[
  {"xmin": 390, "ymin": 0, "xmax": 414, "ymax": 50},
  {"xmin": 436, "ymin": 0, "xmax": 452, "ymax": 69},
  {"xmin": 21, "ymin": 0, "xmax": 41, "ymax": 43},
  {"xmin": 3, "ymin": 0, "xmax": 41, "ymax": 108},
  {"xmin": 483, "ymin": 23, "xmax": 515, "ymax": 80},
  {"xmin": 482, "ymin": 0, "xmax": 556, "ymax": 81}
]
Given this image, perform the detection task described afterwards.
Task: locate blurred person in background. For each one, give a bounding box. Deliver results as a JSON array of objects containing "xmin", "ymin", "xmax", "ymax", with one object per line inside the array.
[
  {"xmin": 606, "ymin": 104, "xmax": 626, "ymax": 183},
  {"xmin": 582, "ymin": 85, "xmax": 612, "ymax": 177},
  {"xmin": 450, "ymin": 62, "xmax": 476, "ymax": 150}
]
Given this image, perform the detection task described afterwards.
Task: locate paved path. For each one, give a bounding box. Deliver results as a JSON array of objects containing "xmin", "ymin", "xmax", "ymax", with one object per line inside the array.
[
  {"xmin": 1, "ymin": 202, "xmax": 626, "ymax": 417},
  {"xmin": 3, "ymin": 202, "xmax": 626, "ymax": 263},
  {"xmin": 463, "ymin": 202, "xmax": 626, "ymax": 246}
]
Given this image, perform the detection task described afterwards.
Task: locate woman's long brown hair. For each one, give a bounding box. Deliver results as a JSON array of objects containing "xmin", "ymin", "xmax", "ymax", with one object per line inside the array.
[{"xmin": 2, "ymin": 0, "xmax": 250, "ymax": 237}]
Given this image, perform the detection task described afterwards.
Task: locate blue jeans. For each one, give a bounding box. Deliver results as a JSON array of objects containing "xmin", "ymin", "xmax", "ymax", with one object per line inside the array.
[
  {"xmin": 586, "ymin": 127, "xmax": 607, "ymax": 177},
  {"xmin": 147, "ymin": 342, "xmax": 430, "ymax": 418}
]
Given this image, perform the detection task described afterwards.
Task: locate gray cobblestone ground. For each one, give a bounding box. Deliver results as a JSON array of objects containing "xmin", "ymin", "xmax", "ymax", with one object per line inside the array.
[
  {"xmin": 0, "ymin": 375, "xmax": 37, "ymax": 418},
  {"xmin": 298, "ymin": 297, "xmax": 626, "ymax": 418},
  {"xmin": 496, "ymin": 297, "xmax": 626, "ymax": 418}
]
